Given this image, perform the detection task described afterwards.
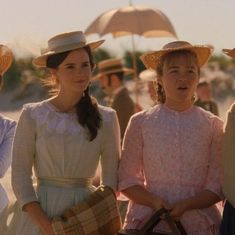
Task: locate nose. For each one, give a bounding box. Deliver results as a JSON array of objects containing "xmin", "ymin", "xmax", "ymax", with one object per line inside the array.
[{"xmin": 178, "ymin": 72, "xmax": 188, "ymax": 81}]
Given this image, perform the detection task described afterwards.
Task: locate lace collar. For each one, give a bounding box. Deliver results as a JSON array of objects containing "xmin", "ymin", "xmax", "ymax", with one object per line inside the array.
[{"xmin": 26, "ymin": 100, "xmax": 82, "ymax": 135}]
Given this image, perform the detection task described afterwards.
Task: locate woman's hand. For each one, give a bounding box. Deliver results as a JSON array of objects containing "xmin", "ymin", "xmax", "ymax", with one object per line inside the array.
[
  {"xmin": 151, "ymin": 195, "xmax": 169, "ymax": 211},
  {"xmin": 41, "ymin": 222, "xmax": 55, "ymax": 235},
  {"xmin": 23, "ymin": 202, "xmax": 55, "ymax": 235},
  {"xmin": 167, "ymin": 200, "xmax": 189, "ymax": 220}
]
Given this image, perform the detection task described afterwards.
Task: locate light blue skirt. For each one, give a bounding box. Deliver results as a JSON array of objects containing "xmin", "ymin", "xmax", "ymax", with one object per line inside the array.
[{"xmin": 0, "ymin": 184, "xmax": 96, "ymax": 235}]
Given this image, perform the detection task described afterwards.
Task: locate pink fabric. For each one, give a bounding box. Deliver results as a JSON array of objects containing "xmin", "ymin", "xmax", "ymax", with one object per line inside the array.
[{"xmin": 118, "ymin": 104, "xmax": 223, "ymax": 234}]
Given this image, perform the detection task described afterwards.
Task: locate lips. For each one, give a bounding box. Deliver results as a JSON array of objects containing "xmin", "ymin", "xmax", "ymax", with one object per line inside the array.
[
  {"xmin": 178, "ymin": 87, "xmax": 188, "ymax": 90},
  {"xmin": 73, "ymin": 80, "xmax": 87, "ymax": 83}
]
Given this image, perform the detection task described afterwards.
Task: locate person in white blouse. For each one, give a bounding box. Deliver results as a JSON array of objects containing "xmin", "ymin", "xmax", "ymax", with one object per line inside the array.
[
  {"xmin": 0, "ymin": 31, "xmax": 120, "ymax": 235},
  {"xmin": 0, "ymin": 44, "xmax": 16, "ymax": 214}
]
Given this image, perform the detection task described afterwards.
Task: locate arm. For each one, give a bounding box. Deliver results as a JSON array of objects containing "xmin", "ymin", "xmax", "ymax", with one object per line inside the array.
[
  {"xmin": 169, "ymin": 190, "xmax": 220, "ymax": 219},
  {"xmin": 12, "ymin": 106, "xmax": 54, "ymax": 235},
  {"xmin": 23, "ymin": 202, "xmax": 55, "ymax": 235},
  {"xmin": 119, "ymin": 113, "xmax": 168, "ymax": 209},
  {"xmin": 0, "ymin": 119, "xmax": 16, "ymax": 178},
  {"xmin": 100, "ymin": 110, "xmax": 121, "ymax": 191},
  {"xmin": 222, "ymin": 103, "xmax": 235, "ymax": 206},
  {"xmin": 170, "ymin": 117, "xmax": 223, "ymax": 219},
  {"xmin": 122, "ymin": 185, "xmax": 168, "ymax": 210}
]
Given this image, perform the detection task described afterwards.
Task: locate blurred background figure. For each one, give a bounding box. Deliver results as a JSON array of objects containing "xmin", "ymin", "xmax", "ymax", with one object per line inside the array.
[
  {"xmin": 194, "ymin": 79, "xmax": 219, "ymax": 116},
  {"xmin": 139, "ymin": 69, "xmax": 157, "ymax": 106},
  {"xmin": 95, "ymin": 58, "xmax": 136, "ymax": 139},
  {"xmin": 0, "ymin": 44, "xmax": 16, "ymax": 215}
]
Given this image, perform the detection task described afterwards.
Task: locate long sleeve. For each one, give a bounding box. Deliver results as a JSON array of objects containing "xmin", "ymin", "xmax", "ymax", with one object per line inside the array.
[
  {"xmin": 204, "ymin": 116, "xmax": 224, "ymax": 199},
  {"xmin": 0, "ymin": 118, "xmax": 16, "ymax": 178},
  {"xmin": 118, "ymin": 113, "xmax": 145, "ymax": 191},
  {"xmin": 100, "ymin": 110, "xmax": 121, "ymax": 190},
  {"xmin": 222, "ymin": 103, "xmax": 235, "ymax": 207},
  {"xmin": 11, "ymin": 106, "xmax": 37, "ymax": 209}
]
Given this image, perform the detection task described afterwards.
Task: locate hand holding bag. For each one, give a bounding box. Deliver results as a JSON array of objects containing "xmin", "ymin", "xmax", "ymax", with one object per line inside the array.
[
  {"xmin": 118, "ymin": 208, "xmax": 187, "ymax": 235},
  {"xmin": 52, "ymin": 185, "xmax": 122, "ymax": 235}
]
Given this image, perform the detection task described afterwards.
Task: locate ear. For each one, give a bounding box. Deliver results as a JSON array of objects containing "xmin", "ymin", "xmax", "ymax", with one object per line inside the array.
[
  {"xmin": 48, "ymin": 68, "xmax": 57, "ymax": 76},
  {"xmin": 157, "ymin": 76, "xmax": 163, "ymax": 86},
  {"xmin": 92, "ymin": 63, "xmax": 97, "ymax": 71}
]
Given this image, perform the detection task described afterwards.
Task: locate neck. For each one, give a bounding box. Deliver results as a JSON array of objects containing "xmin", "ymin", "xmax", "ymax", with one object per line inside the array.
[
  {"xmin": 164, "ymin": 98, "xmax": 193, "ymax": 112},
  {"xmin": 52, "ymin": 89, "xmax": 84, "ymax": 113}
]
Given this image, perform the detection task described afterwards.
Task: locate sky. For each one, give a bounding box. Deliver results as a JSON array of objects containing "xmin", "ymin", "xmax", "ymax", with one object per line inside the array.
[{"xmin": 1, "ymin": 0, "xmax": 235, "ymax": 58}]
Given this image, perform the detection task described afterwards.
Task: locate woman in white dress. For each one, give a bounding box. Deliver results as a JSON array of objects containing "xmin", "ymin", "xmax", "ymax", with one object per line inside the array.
[
  {"xmin": 0, "ymin": 44, "xmax": 16, "ymax": 215},
  {"xmin": 1, "ymin": 31, "xmax": 120, "ymax": 235}
]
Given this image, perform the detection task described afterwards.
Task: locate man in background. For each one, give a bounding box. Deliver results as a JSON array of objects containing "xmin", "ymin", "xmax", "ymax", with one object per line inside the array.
[
  {"xmin": 195, "ymin": 80, "xmax": 219, "ymax": 116},
  {"xmin": 95, "ymin": 58, "xmax": 137, "ymax": 139}
]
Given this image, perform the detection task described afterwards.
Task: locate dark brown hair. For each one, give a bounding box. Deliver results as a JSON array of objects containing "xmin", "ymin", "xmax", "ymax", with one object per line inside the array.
[
  {"xmin": 155, "ymin": 50, "xmax": 200, "ymax": 104},
  {"xmin": 46, "ymin": 46, "xmax": 102, "ymax": 141}
]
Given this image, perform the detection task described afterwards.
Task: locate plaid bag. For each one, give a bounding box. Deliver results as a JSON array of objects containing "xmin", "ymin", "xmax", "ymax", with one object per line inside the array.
[{"xmin": 52, "ymin": 185, "xmax": 122, "ymax": 235}]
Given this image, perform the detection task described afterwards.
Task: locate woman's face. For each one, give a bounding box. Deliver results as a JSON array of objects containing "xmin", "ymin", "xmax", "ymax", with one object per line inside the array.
[
  {"xmin": 51, "ymin": 48, "xmax": 92, "ymax": 94},
  {"xmin": 159, "ymin": 54, "xmax": 199, "ymax": 108}
]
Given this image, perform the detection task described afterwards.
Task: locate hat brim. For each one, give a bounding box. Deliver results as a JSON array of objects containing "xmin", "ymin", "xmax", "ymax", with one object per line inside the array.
[
  {"xmin": 0, "ymin": 45, "xmax": 13, "ymax": 75},
  {"xmin": 92, "ymin": 67, "xmax": 134, "ymax": 81},
  {"xmin": 140, "ymin": 45, "xmax": 211, "ymax": 70},
  {"xmin": 222, "ymin": 48, "xmax": 235, "ymax": 58},
  {"xmin": 33, "ymin": 39, "xmax": 105, "ymax": 68},
  {"xmin": 139, "ymin": 69, "xmax": 157, "ymax": 82}
]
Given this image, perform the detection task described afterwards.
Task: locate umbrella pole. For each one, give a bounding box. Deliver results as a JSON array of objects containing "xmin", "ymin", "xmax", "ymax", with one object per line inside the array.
[{"xmin": 131, "ymin": 33, "xmax": 139, "ymax": 106}]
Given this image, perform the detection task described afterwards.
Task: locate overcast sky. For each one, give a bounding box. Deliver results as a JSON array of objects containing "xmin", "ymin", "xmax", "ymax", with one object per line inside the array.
[{"xmin": 1, "ymin": 0, "xmax": 235, "ymax": 57}]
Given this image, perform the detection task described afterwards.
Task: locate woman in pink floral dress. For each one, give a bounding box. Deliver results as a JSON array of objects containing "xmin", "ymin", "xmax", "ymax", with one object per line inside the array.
[{"xmin": 118, "ymin": 41, "xmax": 223, "ymax": 234}]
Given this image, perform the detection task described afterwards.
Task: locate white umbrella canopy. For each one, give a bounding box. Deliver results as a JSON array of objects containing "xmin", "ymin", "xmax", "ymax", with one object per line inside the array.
[{"xmin": 85, "ymin": 5, "xmax": 177, "ymax": 38}]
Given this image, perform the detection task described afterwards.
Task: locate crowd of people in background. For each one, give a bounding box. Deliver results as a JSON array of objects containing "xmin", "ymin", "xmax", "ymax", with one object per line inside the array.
[{"xmin": 0, "ymin": 31, "xmax": 234, "ymax": 235}]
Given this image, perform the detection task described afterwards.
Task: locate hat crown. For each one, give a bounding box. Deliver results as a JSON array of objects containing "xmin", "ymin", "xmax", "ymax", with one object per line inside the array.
[
  {"xmin": 44, "ymin": 31, "xmax": 87, "ymax": 54},
  {"xmin": 163, "ymin": 41, "xmax": 192, "ymax": 50},
  {"xmin": 98, "ymin": 58, "xmax": 123, "ymax": 70}
]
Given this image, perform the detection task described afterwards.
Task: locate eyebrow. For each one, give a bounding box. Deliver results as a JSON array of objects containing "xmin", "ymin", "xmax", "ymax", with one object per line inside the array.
[{"xmin": 168, "ymin": 65, "xmax": 196, "ymax": 69}]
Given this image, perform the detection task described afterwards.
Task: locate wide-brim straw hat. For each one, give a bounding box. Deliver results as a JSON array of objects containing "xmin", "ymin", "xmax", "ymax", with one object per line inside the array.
[
  {"xmin": 222, "ymin": 48, "xmax": 235, "ymax": 58},
  {"xmin": 94, "ymin": 58, "xmax": 134, "ymax": 80},
  {"xmin": 33, "ymin": 31, "xmax": 105, "ymax": 68},
  {"xmin": 139, "ymin": 69, "xmax": 157, "ymax": 82},
  {"xmin": 140, "ymin": 41, "xmax": 212, "ymax": 70},
  {"xmin": 0, "ymin": 45, "xmax": 13, "ymax": 76}
]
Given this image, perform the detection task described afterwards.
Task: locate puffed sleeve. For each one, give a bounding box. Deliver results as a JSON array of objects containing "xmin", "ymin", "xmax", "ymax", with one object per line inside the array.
[
  {"xmin": 118, "ymin": 113, "xmax": 145, "ymax": 191},
  {"xmin": 11, "ymin": 106, "xmax": 37, "ymax": 209},
  {"xmin": 0, "ymin": 118, "xmax": 16, "ymax": 178},
  {"xmin": 204, "ymin": 116, "xmax": 224, "ymax": 199},
  {"xmin": 100, "ymin": 110, "xmax": 121, "ymax": 191}
]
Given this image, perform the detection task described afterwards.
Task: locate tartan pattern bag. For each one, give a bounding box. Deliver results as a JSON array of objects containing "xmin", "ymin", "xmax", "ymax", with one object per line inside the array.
[
  {"xmin": 118, "ymin": 208, "xmax": 187, "ymax": 235},
  {"xmin": 52, "ymin": 185, "xmax": 122, "ymax": 235}
]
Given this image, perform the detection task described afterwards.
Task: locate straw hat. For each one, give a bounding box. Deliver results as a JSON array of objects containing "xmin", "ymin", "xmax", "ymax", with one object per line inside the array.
[
  {"xmin": 222, "ymin": 48, "xmax": 235, "ymax": 58},
  {"xmin": 33, "ymin": 31, "xmax": 105, "ymax": 68},
  {"xmin": 140, "ymin": 41, "xmax": 212, "ymax": 70},
  {"xmin": 139, "ymin": 69, "xmax": 157, "ymax": 82},
  {"xmin": 94, "ymin": 58, "xmax": 134, "ymax": 79},
  {"xmin": 0, "ymin": 45, "xmax": 13, "ymax": 76}
]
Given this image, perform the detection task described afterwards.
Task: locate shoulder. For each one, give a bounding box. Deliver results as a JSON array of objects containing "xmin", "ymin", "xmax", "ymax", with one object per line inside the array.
[
  {"xmin": 193, "ymin": 106, "xmax": 223, "ymax": 129},
  {"xmin": 227, "ymin": 102, "xmax": 235, "ymax": 114},
  {"xmin": 129, "ymin": 105, "xmax": 161, "ymax": 125},
  {"xmin": 19, "ymin": 99, "xmax": 51, "ymax": 124},
  {"xmin": 0, "ymin": 114, "xmax": 16, "ymax": 133},
  {"xmin": 98, "ymin": 105, "xmax": 117, "ymax": 122}
]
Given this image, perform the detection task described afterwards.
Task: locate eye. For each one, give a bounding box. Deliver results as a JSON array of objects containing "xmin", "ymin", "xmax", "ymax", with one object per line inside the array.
[
  {"xmin": 82, "ymin": 62, "xmax": 90, "ymax": 68},
  {"xmin": 65, "ymin": 64, "xmax": 75, "ymax": 69},
  {"xmin": 169, "ymin": 69, "xmax": 178, "ymax": 74},
  {"xmin": 188, "ymin": 69, "xmax": 197, "ymax": 74}
]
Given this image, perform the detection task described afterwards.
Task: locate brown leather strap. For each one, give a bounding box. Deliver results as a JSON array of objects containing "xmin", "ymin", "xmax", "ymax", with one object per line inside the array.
[{"xmin": 139, "ymin": 208, "xmax": 187, "ymax": 235}]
